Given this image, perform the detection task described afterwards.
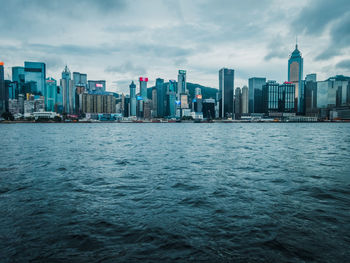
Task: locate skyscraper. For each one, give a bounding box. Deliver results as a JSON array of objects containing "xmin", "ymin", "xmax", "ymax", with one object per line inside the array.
[
  {"xmin": 0, "ymin": 62, "xmax": 5, "ymax": 114},
  {"xmin": 262, "ymin": 81, "xmax": 295, "ymax": 114},
  {"xmin": 304, "ymin": 77, "xmax": 317, "ymax": 116},
  {"xmin": 60, "ymin": 65, "xmax": 74, "ymax": 114},
  {"xmin": 156, "ymin": 78, "xmax": 165, "ymax": 117},
  {"xmin": 167, "ymin": 80, "xmax": 176, "ymax": 118},
  {"xmin": 248, "ymin": 77, "xmax": 266, "ymax": 113},
  {"xmin": 241, "ymin": 86, "xmax": 249, "ymax": 114},
  {"xmin": 45, "ymin": 77, "xmax": 57, "ymax": 112},
  {"xmin": 234, "ymin": 87, "xmax": 241, "ymax": 119},
  {"xmin": 177, "ymin": 70, "xmax": 186, "ymax": 98},
  {"xmin": 219, "ymin": 68, "xmax": 234, "ymax": 118},
  {"xmin": 193, "ymin": 87, "xmax": 203, "ymax": 113},
  {"xmin": 139, "ymin": 77, "xmax": 148, "ymax": 100},
  {"xmin": 129, "ymin": 81, "xmax": 136, "ymax": 116},
  {"xmin": 24, "ymin": 62, "xmax": 46, "ymax": 95},
  {"xmin": 152, "ymin": 87, "xmax": 157, "ymax": 117},
  {"xmin": 288, "ymin": 43, "xmax": 304, "ymax": 113}
]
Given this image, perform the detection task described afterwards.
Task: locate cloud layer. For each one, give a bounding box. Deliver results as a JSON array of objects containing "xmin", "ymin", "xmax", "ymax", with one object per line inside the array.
[{"xmin": 1, "ymin": 0, "xmax": 349, "ymax": 93}]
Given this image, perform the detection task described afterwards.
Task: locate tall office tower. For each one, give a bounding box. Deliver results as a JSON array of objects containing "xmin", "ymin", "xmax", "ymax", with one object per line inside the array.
[
  {"xmin": 56, "ymin": 83, "xmax": 63, "ymax": 113},
  {"xmin": 248, "ymin": 77, "xmax": 266, "ymax": 113},
  {"xmin": 12, "ymin": 66, "xmax": 25, "ymax": 94},
  {"xmin": 168, "ymin": 80, "xmax": 176, "ymax": 117},
  {"xmin": 177, "ymin": 70, "xmax": 187, "ymax": 99},
  {"xmin": 88, "ymin": 80, "xmax": 106, "ymax": 93},
  {"xmin": 304, "ymin": 77, "xmax": 318, "ymax": 116},
  {"xmin": 262, "ymin": 81, "xmax": 295, "ymax": 114},
  {"xmin": 129, "ymin": 81, "xmax": 136, "ymax": 116},
  {"xmin": 60, "ymin": 65, "xmax": 74, "ymax": 114},
  {"xmin": 151, "ymin": 87, "xmax": 157, "ymax": 117},
  {"xmin": 0, "ymin": 62, "xmax": 5, "ymax": 114},
  {"xmin": 219, "ymin": 68, "xmax": 234, "ymax": 118},
  {"xmin": 139, "ymin": 77, "xmax": 148, "ymax": 100},
  {"xmin": 193, "ymin": 87, "xmax": 203, "ymax": 113},
  {"xmin": 45, "ymin": 78, "xmax": 57, "ymax": 112},
  {"xmin": 234, "ymin": 87, "xmax": 242, "ymax": 119},
  {"xmin": 73, "ymin": 72, "xmax": 87, "ymax": 114},
  {"xmin": 24, "ymin": 62, "xmax": 46, "ymax": 95},
  {"xmin": 156, "ymin": 78, "xmax": 165, "ymax": 117},
  {"xmin": 305, "ymin": 73, "xmax": 316, "ymax": 82},
  {"xmin": 203, "ymin": 99, "xmax": 216, "ymax": 119},
  {"xmin": 241, "ymin": 86, "xmax": 249, "ymax": 114},
  {"xmin": 288, "ymin": 42, "xmax": 304, "ymax": 113}
]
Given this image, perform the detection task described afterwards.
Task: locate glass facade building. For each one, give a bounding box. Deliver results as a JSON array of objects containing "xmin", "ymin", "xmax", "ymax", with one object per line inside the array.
[
  {"xmin": 317, "ymin": 78, "xmax": 350, "ymax": 109},
  {"xmin": 129, "ymin": 81, "xmax": 136, "ymax": 116},
  {"xmin": 0, "ymin": 62, "xmax": 6, "ymax": 114},
  {"xmin": 12, "ymin": 67, "xmax": 26, "ymax": 95},
  {"xmin": 234, "ymin": 87, "xmax": 241, "ymax": 119},
  {"xmin": 156, "ymin": 78, "xmax": 165, "ymax": 117},
  {"xmin": 262, "ymin": 81, "xmax": 295, "ymax": 113},
  {"xmin": 219, "ymin": 68, "xmax": 234, "ymax": 118},
  {"xmin": 305, "ymin": 80, "xmax": 318, "ymax": 116},
  {"xmin": 45, "ymin": 78, "xmax": 57, "ymax": 112},
  {"xmin": 167, "ymin": 80, "xmax": 176, "ymax": 118},
  {"xmin": 139, "ymin": 77, "xmax": 148, "ymax": 101},
  {"xmin": 248, "ymin": 77, "xmax": 266, "ymax": 113},
  {"xmin": 24, "ymin": 62, "xmax": 46, "ymax": 96}
]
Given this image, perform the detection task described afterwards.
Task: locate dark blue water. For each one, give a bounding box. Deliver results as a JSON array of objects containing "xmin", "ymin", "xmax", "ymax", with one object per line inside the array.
[{"xmin": 0, "ymin": 123, "xmax": 350, "ymax": 262}]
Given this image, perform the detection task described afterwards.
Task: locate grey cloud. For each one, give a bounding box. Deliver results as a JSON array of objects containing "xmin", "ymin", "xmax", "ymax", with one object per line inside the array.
[
  {"xmin": 292, "ymin": 0, "xmax": 349, "ymax": 35},
  {"xmin": 315, "ymin": 12, "xmax": 350, "ymax": 60},
  {"xmin": 265, "ymin": 40, "xmax": 289, "ymax": 61},
  {"xmin": 105, "ymin": 61, "xmax": 147, "ymax": 75},
  {"xmin": 291, "ymin": 0, "xmax": 350, "ymax": 61},
  {"xmin": 336, "ymin": 59, "xmax": 350, "ymax": 70}
]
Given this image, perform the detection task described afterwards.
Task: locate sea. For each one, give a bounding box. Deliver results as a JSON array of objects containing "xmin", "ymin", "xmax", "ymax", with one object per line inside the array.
[{"xmin": 0, "ymin": 123, "xmax": 349, "ymax": 262}]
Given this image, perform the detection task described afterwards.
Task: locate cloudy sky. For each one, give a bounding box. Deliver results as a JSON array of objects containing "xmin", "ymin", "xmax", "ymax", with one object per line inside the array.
[{"xmin": 0, "ymin": 0, "xmax": 349, "ymax": 93}]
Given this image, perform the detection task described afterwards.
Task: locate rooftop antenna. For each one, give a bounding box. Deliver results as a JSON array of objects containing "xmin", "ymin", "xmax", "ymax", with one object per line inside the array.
[{"xmin": 296, "ymin": 36, "xmax": 298, "ymax": 49}]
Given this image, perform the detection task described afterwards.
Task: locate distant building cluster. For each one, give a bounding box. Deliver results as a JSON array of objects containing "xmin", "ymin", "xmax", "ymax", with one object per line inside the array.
[{"xmin": 1, "ymin": 42, "xmax": 350, "ymax": 122}]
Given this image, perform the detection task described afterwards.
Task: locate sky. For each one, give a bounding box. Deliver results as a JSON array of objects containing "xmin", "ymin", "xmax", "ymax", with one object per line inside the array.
[{"xmin": 0, "ymin": 0, "xmax": 349, "ymax": 94}]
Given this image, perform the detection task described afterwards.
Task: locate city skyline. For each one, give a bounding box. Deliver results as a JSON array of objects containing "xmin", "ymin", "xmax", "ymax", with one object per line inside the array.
[{"xmin": 1, "ymin": 0, "xmax": 349, "ymax": 93}]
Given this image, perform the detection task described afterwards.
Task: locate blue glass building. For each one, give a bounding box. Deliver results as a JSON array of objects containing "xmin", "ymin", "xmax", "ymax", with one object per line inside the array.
[
  {"xmin": 248, "ymin": 77, "xmax": 266, "ymax": 113},
  {"xmin": 24, "ymin": 62, "xmax": 46, "ymax": 96},
  {"xmin": 12, "ymin": 67, "xmax": 25, "ymax": 95},
  {"xmin": 288, "ymin": 44, "xmax": 304, "ymax": 113},
  {"xmin": 0, "ymin": 62, "xmax": 5, "ymax": 114},
  {"xmin": 167, "ymin": 80, "xmax": 176, "ymax": 118},
  {"xmin": 129, "ymin": 81, "xmax": 136, "ymax": 116},
  {"xmin": 219, "ymin": 68, "xmax": 234, "ymax": 118},
  {"xmin": 139, "ymin": 77, "xmax": 148, "ymax": 101},
  {"xmin": 45, "ymin": 78, "xmax": 57, "ymax": 112},
  {"xmin": 262, "ymin": 81, "xmax": 295, "ymax": 113},
  {"xmin": 156, "ymin": 78, "xmax": 165, "ymax": 117}
]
